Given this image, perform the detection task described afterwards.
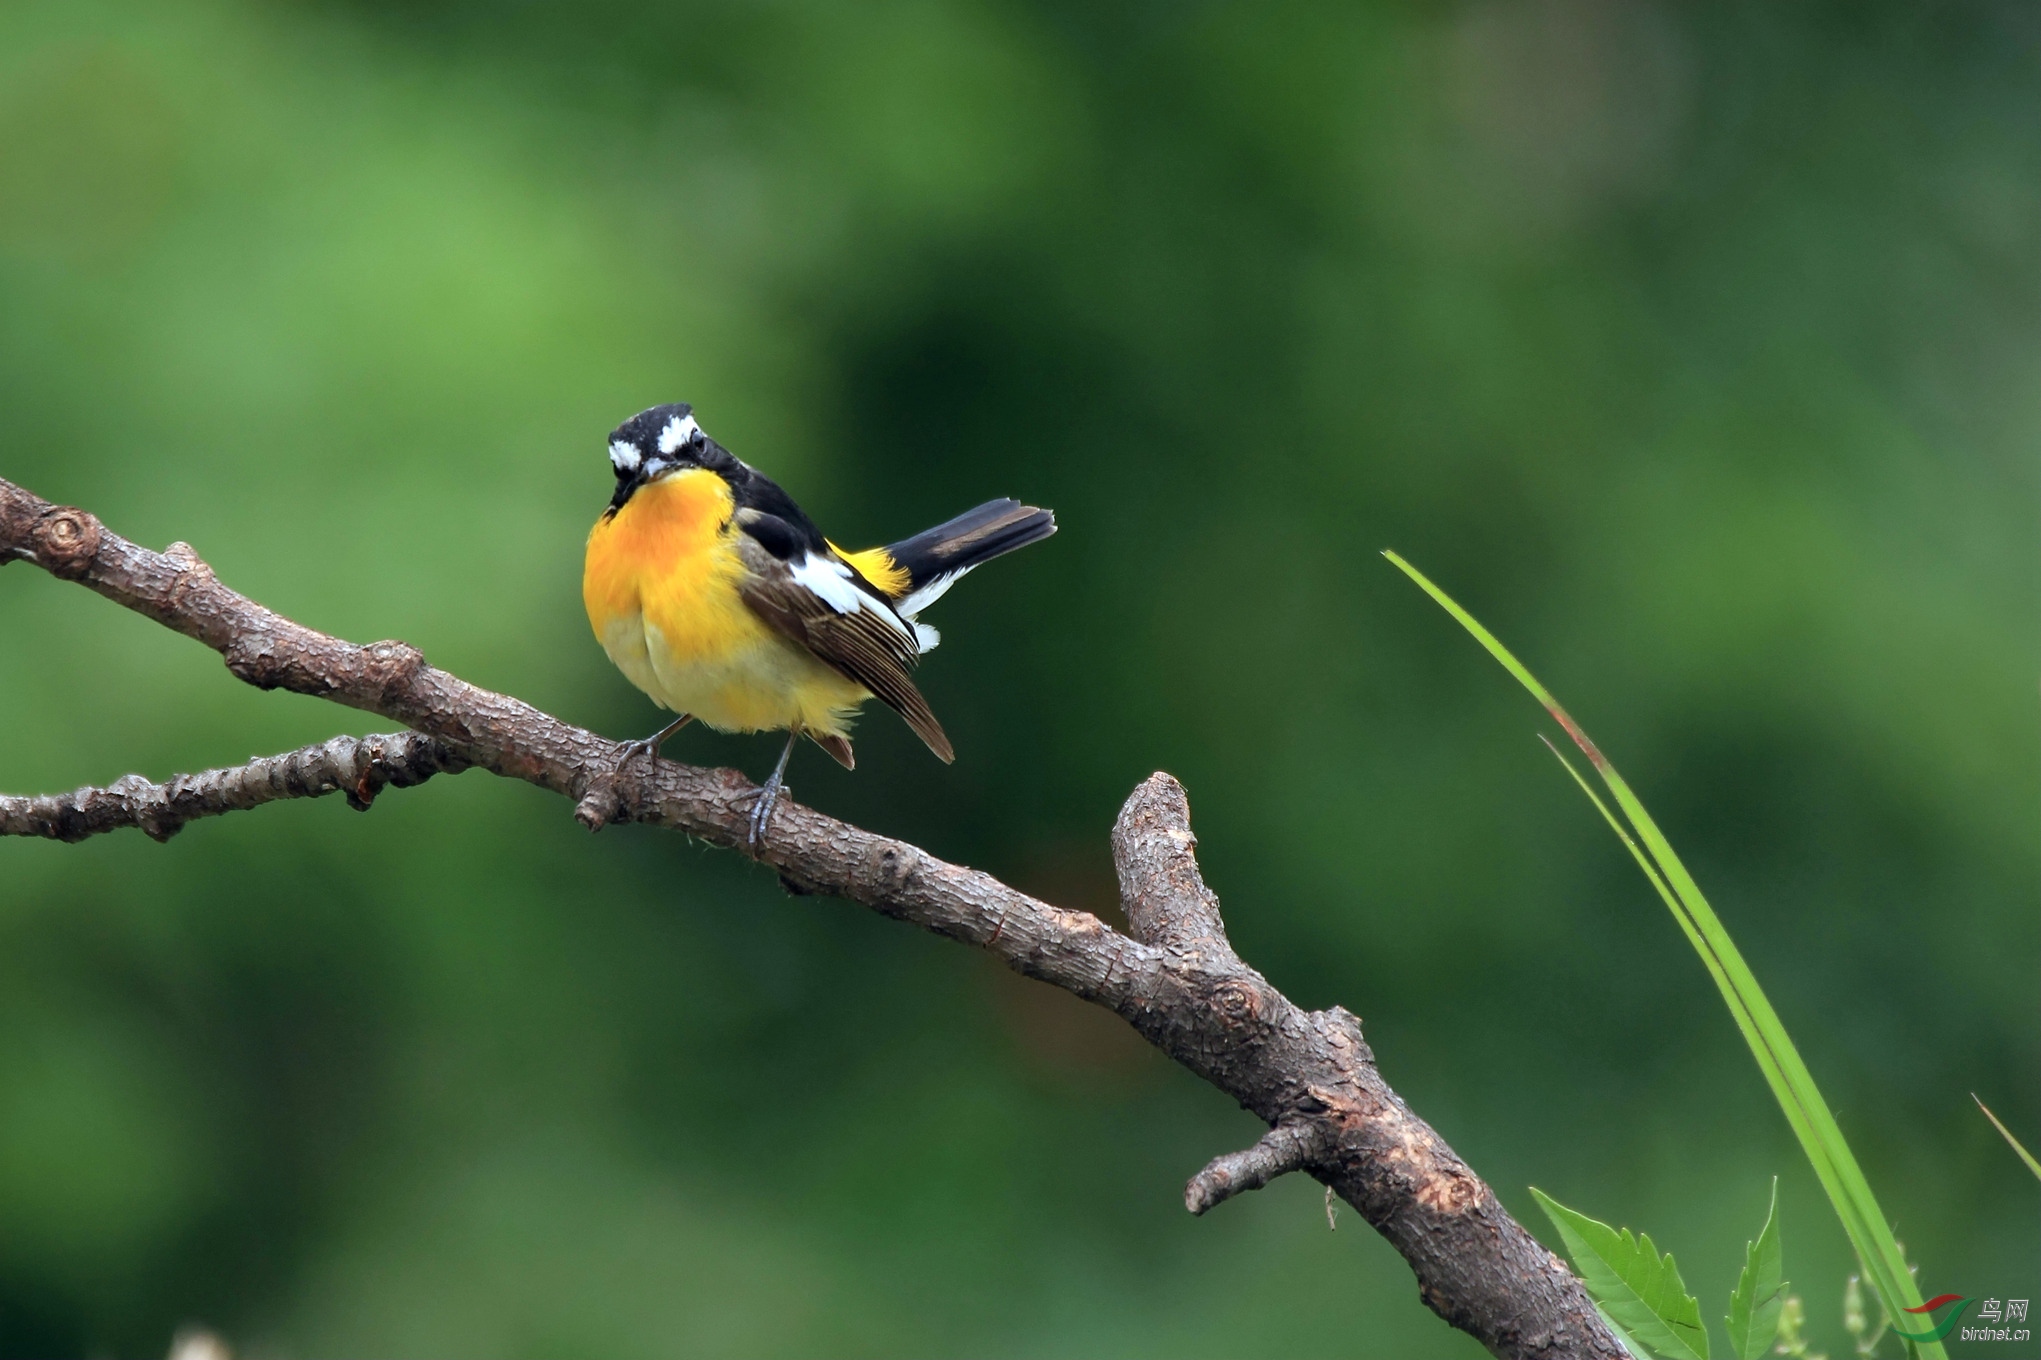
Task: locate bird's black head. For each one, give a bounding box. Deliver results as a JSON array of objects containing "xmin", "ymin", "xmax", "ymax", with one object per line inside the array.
[{"xmin": 605, "ymin": 402, "xmax": 712, "ymax": 512}]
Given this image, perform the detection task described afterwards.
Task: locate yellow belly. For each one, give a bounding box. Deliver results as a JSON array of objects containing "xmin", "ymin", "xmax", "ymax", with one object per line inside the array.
[{"xmin": 583, "ymin": 469, "xmax": 871, "ymax": 736}]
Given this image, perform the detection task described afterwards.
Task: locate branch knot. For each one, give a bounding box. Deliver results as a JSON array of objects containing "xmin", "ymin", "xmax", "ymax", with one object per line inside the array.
[
  {"xmin": 364, "ymin": 640, "xmax": 427, "ymax": 700},
  {"xmin": 32, "ymin": 507, "xmax": 102, "ymax": 579},
  {"xmin": 871, "ymin": 840, "xmax": 921, "ymax": 892},
  {"xmin": 162, "ymin": 541, "xmax": 217, "ymax": 610},
  {"xmin": 573, "ymin": 763, "xmax": 627, "ymax": 832},
  {"xmin": 223, "ymin": 634, "xmax": 287, "ymax": 689},
  {"xmin": 1210, "ymin": 977, "xmax": 1266, "ymax": 1029}
]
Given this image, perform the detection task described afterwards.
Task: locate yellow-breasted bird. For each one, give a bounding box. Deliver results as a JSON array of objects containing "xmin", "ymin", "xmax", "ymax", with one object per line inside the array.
[{"xmin": 583, "ymin": 402, "xmax": 1056, "ymax": 847}]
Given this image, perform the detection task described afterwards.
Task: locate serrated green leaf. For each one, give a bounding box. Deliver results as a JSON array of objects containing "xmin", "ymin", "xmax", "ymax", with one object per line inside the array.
[
  {"xmin": 1726, "ymin": 1179, "xmax": 1786, "ymax": 1360},
  {"xmin": 1532, "ymin": 1188, "xmax": 1710, "ymax": 1360}
]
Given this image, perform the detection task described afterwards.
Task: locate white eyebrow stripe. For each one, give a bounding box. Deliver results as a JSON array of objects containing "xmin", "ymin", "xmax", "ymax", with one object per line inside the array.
[
  {"xmin": 609, "ymin": 440, "xmax": 642, "ymax": 472},
  {"xmin": 658, "ymin": 413, "xmax": 703, "ymax": 453}
]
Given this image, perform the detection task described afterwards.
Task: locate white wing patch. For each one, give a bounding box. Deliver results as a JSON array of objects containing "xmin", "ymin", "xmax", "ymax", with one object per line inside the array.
[
  {"xmin": 658, "ymin": 413, "xmax": 703, "ymax": 453},
  {"xmin": 609, "ymin": 440, "xmax": 642, "ymax": 473},
  {"xmin": 787, "ymin": 552, "xmax": 864, "ymax": 613},
  {"xmin": 789, "ymin": 553, "xmax": 917, "ymax": 642},
  {"xmin": 912, "ymin": 622, "xmax": 941, "ymax": 653}
]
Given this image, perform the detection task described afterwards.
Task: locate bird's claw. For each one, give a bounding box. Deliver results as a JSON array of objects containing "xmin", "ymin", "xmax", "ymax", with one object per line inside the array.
[
  {"xmin": 616, "ymin": 714, "xmax": 692, "ymax": 770},
  {"xmin": 746, "ymin": 775, "xmax": 786, "ymax": 856}
]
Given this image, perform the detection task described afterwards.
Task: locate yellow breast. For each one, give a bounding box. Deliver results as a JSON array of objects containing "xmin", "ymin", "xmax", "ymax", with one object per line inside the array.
[{"xmin": 583, "ymin": 469, "xmax": 870, "ymax": 735}]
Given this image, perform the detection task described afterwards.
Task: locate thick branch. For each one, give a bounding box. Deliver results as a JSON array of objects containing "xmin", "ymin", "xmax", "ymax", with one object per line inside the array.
[
  {"xmin": 0, "ymin": 732, "xmax": 467, "ymax": 842},
  {"xmin": 1107, "ymin": 777, "xmax": 1615, "ymax": 1358},
  {"xmin": 0, "ymin": 476, "xmax": 1620, "ymax": 1360}
]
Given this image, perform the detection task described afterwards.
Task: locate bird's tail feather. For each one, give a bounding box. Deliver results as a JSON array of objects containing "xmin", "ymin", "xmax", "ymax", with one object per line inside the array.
[{"xmin": 884, "ymin": 499, "xmax": 1055, "ymax": 616}]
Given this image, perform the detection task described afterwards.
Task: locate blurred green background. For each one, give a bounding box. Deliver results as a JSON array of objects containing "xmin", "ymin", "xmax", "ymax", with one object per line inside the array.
[{"xmin": 1, "ymin": 1, "xmax": 2035, "ymax": 1355}]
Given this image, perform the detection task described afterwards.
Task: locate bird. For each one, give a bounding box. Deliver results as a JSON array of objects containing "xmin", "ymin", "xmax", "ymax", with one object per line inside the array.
[{"xmin": 583, "ymin": 402, "xmax": 1056, "ymax": 850}]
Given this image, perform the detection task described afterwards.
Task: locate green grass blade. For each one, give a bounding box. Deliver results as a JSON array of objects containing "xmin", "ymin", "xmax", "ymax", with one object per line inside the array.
[
  {"xmin": 1385, "ymin": 551, "xmax": 1938, "ymax": 1356},
  {"xmin": 1538, "ymin": 737, "xmax": 1714, "ymax": 965},
  {"xmin": 1973, "ymin": 1095, "xmax": 2041, "ymax": 1182},
  {"xmin": 1726, "ymin": 1178, "xmax": 1786, "ymax": 1360}
]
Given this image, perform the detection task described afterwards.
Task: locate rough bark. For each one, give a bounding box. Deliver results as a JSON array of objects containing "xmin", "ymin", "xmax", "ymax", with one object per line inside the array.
[
  {"xmin": 0, "ymin": 731, "xmax": 465, "ymax": 841},
  {"xmin": 0, "ymin": 475, "xmax": 1622, "ymax": 1360}
]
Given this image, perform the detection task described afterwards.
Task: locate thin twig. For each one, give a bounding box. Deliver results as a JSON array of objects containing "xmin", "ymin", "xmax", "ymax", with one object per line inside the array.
[
  {"xmin": 1186, "ymin": 1121, "xmax": 1332, "ymax": 1215},
  {"xmin": 0, "ymin": 732, "xmax": 466, "ymax": 842}
]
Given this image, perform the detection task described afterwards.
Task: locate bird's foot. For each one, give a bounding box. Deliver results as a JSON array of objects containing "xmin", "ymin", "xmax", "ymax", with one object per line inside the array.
[
  {"xmin": 746, "ymin": 771, "xmax": 787, "ymax": 856},
  {"xmin": 746, "ymin": 727, "xmax": 802, "ymax": 857},
  {"xmin": 617, "ymin": 714, "xmax": 693, "ymax": 769}
]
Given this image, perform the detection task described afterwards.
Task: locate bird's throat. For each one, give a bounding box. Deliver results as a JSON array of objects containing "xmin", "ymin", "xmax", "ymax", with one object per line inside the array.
[{"xmin": 584, "ymin": 468, "xmax": 735, "ymax": 630}]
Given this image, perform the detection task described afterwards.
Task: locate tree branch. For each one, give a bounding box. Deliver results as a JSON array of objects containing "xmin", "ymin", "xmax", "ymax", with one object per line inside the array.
[
  {"xmin": 0, "ymin": 732, "xmax": 467, "ymax": 842},
  {"xmin": 1185, "ymin": 1120, "xmax": 1334, "ymax": 1216},
  {"xmin": 0, "ymin": 475, "xmax": 1620, "ymax": 1360}
]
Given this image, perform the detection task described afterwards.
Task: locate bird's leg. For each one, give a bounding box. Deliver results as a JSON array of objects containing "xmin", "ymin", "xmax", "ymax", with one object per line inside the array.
[
  {"xmin": 618, "ymin": 713, "xmax": 693, "ymax": 765},
  {"xmin": 747, "ymin": 727, "xmax": 801, "ymax": 854}
]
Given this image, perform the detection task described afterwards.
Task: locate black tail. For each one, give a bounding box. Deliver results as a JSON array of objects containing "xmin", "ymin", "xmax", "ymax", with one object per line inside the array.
[{"xmin": 885, "ymin": 499, "xmax": 1055, "ymax": 614}]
